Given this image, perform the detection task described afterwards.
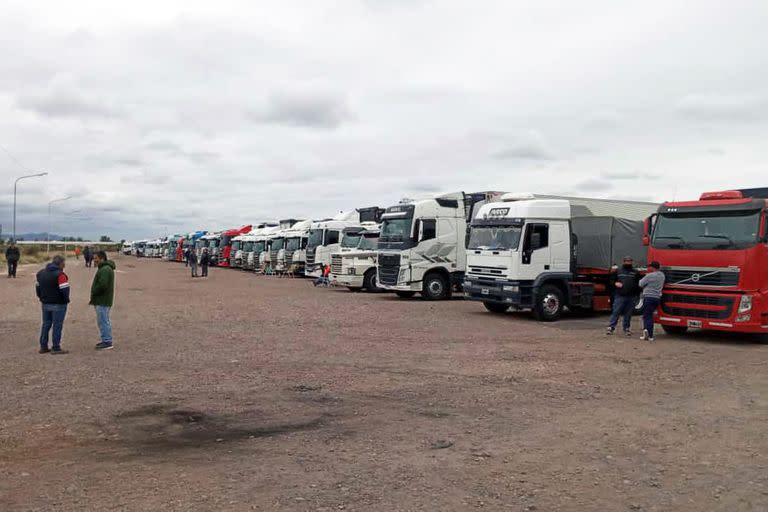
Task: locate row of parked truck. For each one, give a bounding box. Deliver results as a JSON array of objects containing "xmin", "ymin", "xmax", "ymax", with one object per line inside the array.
[{"xmin": 125, "ymin": 187, "xmax": 768, "ymax": 336}]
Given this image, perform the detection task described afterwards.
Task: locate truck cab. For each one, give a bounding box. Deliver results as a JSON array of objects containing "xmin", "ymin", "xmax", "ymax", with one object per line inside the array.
[
  {"xmin": 647, "ymin": 189, "xmax": 768, "ymax": 334},
  {"xmin": 219, "ymin": 225, "xmax": 252, "ymax": 267},
  {"xmin": 464, "ymin": 194, "xmax": 658, "ymax": 320},
  {"xmin": 230, "ymin": 236, "xmax": 245, "ymax": 268},
  {"xmin": 253, "ymin": 226, "xmax": 282, "ymax": 272},
  {"xmin": 376, "ymin": 191, "xmax": 502, "ymax": 300},
  {"xmin": 279, "ymin": 219, "xmax": 312, "ymax": 275},
  {"xmin": 198, "ymin": 233, "xmax": 221, "ymax": 265},
  {"xmin": 331, "ymin": 224, "xmax": 382, "ymax": 291}
]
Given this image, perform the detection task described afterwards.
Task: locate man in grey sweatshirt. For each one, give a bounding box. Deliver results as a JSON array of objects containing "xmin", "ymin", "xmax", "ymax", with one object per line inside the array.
[{"xmin": 639, "ymin": 261, "xmax": 665, "ymax": 341}]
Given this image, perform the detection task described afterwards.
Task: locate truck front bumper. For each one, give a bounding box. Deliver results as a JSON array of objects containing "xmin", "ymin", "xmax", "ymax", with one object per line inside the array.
[
  {"xmin": 658, "ymin": 290, "xmax": 768, "ymax": 333},
  {"xmin": 463, "ymin": 276, "xmax": 528, "ymax": 307},
  {"xmin": 333, "ymin": 274, "xmax": 365, "ymax": 288}
]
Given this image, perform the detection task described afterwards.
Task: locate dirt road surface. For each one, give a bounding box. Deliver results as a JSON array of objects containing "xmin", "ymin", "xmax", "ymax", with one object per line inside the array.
[{"xmin": 2, "ymin": 256, "xmax": 767, "ymax": 511}]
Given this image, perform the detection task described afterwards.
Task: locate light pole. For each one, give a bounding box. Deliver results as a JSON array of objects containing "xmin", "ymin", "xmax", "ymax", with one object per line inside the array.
[
  {"xmin": 47, "ymin": 196, "xmax": 72, "ymax": 253},
  {"xmin": 12, "ymin": 172, "xmax": 48, "ymax": 241}
]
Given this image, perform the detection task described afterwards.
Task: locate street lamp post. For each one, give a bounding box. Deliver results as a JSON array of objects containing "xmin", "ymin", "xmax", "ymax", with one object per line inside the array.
[
  {"xmin": 47, "ymin": 196, "xmax": 72, "ymax": 253},
  {"xmin": 12, "ymin": 172, "xmax": 48, "ymax": 241}
]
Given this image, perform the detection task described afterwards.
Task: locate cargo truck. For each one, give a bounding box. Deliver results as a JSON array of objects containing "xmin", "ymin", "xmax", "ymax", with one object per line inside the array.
[
  {"xmin": 218, "ymin": 225, "xmax": 252, "ymax": 267},
  {"xmin": 234, "ymin": 223, "xmax": 278, "ymax": 270},
  {"xmin": 306, "ymin": 207, "xmax": 384, "ymax": 278},
  {"xmin": 253, "ymin": 226, "xmax": 282, "ymax": 271},
  {"xmin": 463, "ymin": 193, "xmax": 658, "ymax": 320},
  {"xmin": 331, "ymin": 224, "xmax": 383, "ymax": 291},
  {"xmin": 376, "ymin": 192, "xmax": 503, "ymax": 300},
  {"xmin": 277, "ymin": 219, "xmax": 312, "ymax": 274},
  {"xmin": 645, "ymin": 188, "xmax": 768, "ymax": 335}
]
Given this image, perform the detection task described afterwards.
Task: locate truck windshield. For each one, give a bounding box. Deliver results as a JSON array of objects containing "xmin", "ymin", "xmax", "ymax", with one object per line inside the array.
[
  {"xmin": 271, "ymin": 238, "xmax": 285, "ymax": 251},
  {"xmin": 307, "ymin": 229, "xmax": 324, "ymax": 249},
  {"xmin": 380, "ymin": 217, "xmax": 412, "ymax": 242},
  {"xmin": 254, "ymin": 241, "xmax": 265, "ymax": 254},
  {"xmin": 232, "ymin": 241, "xmax": 242, "ymax": 251},
  {"xmin": 342, "ymin": 234, "xmax": 362, "ymax": 248},
  {"xmin": 286, "ymin": 237, "xmax": 301, "ymax": 251},
  {"xmin": 652, "ymin": 211, "xmax": 761, "ymax": 250},
  {"xmin": 243, "ymin": 241, "xmax": 254, "ymax": 252},
  {"xmin": 359, "ymin": 235, "xmax": 379, "ymax": 250},
  {"xmin": 468, "ymin": 226, "xmax": 523, "ymax": 250}
]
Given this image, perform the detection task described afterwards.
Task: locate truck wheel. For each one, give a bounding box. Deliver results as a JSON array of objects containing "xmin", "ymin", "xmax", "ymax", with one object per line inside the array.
[
  {"xmin": 396, "ymin": 291, "xmax": 416, "ymax": 299},
  {"xmin": 422, "ymin": 273, "xmax": 451, "ymax": 300},
  {"xmin": 363, "ymin": 269, "xmax": 383, "ymax": 292},
  {"xmin": 484, "ymin": 302, "xmax": 509, "ymax": 314},
  {"xmin": 533, "ymin": 284, "xmax": 564, "ymax": 322},
  {"xmin": 661, "ymin": 325, "xmax": 688, "ymax": 335}
]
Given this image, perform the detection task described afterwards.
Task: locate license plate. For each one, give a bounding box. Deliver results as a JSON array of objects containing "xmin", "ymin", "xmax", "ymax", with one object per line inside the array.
[
  {"xmin": 481, "ymin": 288, "xmax": 490, "ymax": 295},
  {"xmin": 687, "ymin": 320, "xmax": 703, "ymax": 328}
]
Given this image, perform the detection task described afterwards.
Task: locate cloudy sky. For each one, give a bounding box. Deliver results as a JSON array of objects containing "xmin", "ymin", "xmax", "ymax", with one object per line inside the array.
[{"xmin": 1, "ymin": 0, "xmax": 766, "ymax": 239}]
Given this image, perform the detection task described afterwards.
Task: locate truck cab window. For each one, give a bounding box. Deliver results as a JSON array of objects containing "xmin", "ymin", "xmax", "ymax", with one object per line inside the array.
[
  {"xmin": 326, "ymin": 230, "xmax": 340, "ymax": 245},
  {"xmin": 422, "ymin": 219, "xmax": 436, "ymax": 241},
  {"xmin": 524, "ymin": 224, "xmax": 549, "ymax": 251}
]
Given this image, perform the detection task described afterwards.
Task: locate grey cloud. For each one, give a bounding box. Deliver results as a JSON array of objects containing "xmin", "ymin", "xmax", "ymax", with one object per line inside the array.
[
  {"xmin": 574, "ymin": 178, "xmax": 612, "ymax": 192},
  {"xmin": 675, "ymin": 93, "xmax": 768, "ymax": 122},
  {"xmin": 146, "ymin": 140, "xmax": 182, "ymax": 152},
  {"xmin": 248, "ymin": 90, "xmax": 352, "ymax": 129},
  {"xmin": 585, "ymin": 110, "xmax": 622, "ymax": 129},
  {"xmin": 16, "ymin": 80, "xmax": 120, "ymax": 120},
  {"xmin": 115, "ymin": 157, "xmax": 144, "ymax": 167},
  {"xmin": 601, "ymin": 171, "xmax": 660, "ymax": 180},
  {"xmin": 120, "ymin": 170, "xmax": 171, "ymax": 185},
  {"xmin": 493, "ymin": 143, "xmax": 552, "ymax": 161},
  {"xmin": 144, "ymin": 140, "xmax": 218, "ymax": 163}
]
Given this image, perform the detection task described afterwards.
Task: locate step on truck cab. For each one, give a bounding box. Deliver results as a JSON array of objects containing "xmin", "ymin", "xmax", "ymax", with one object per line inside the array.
[
  {"xmin": 464, "ymin": 193, "xmax": 658, "ymax": 320},
  {"xmin": 377, "ymin": 192, "xmax": 503, "ymax": 300},
  {"xmin": 305, "ymin": 207, "xmax": 383, "ymax": 278},
  {"xmin": 331, "ymin": 224, "xmax": 383, "ymax": 291},
  {"xmin": 219, "ymin": 225, "xmax": 252, "ymax": 267},
  {"xmin": 646, "ymin": 188, "xmax": 768, "ymax": 335},
  {"xmin": 278, "ymin": 219, "xmax": 312, "ymax": 274}
]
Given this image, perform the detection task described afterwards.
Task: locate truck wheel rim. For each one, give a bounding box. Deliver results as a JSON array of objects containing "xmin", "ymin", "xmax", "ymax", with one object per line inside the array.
[
  {"xmin": 428, "ymin": 280, "xmax": 443, "ymax": 295},
  {"xmin": 542, "ymin": 293, "xmax": 560, "ymax": 315}
]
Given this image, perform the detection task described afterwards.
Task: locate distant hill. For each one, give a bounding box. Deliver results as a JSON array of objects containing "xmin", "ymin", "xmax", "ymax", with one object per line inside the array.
[{"xmin": 1, "ymin": 232, "xmax": 77, "ymax": 241}]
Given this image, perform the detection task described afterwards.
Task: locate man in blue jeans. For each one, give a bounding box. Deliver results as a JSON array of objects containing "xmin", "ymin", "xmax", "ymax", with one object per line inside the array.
[
  {"xmin": 35, "ymin": 255, "xmax": 70, "ymax": 354},
  {"xmin": 639, "ymin": 261, "xmax": 665, "ymax": 342},
  {"xmin": 606, "ymin": 256, "xmax": 641, "ymax": 337},
  {"xmin": 90, "ymin": 251, "xmax": 116, "ymax": 350}
]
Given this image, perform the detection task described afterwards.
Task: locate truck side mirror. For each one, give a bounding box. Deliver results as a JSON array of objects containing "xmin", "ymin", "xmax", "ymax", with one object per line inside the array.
[{"xmin": 642, "ymin": 214, "xmax": 656, "ymax": 246}]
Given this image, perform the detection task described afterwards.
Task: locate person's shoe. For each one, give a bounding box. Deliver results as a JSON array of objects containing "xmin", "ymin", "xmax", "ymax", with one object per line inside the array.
[
  {"xmin": 624, "ymin": 330, "xmax": 632, "ymax": 337},
  {"xmin": 640, "ymin": 329, "xmax": 649, "ymax": 341},
  {"xmin": 95, "ymin": 342, "xmax": 113, "ymax": 350},
  {"xmin": 51, "ymin": 349, "xmax": 69, "ymax": 355},
  {"xmin": 605, "ymin": 327, "xmax": 615, "ymax": 335},
  {"xmin": 648, "ymin": 336, "xmax": 655, "ymax": 342},
  {"xmin": 39, "ymin": 347, "xmax": 50, "ymax": 354}
]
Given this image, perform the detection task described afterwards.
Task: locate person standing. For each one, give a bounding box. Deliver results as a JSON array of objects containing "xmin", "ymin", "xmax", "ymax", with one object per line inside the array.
[
  {"xmin": 200, "ymin": 248, "xmax": 210, "ymax": 278},
  {"xmin": 639, "ymin": 261, "xmax": 665, "ymax": 342},
  {"xmin": 5, "ymin": 240, "xmax": 20, "ymax": 278},
  {"xmin": 606, "ymin": 256, "xmax": 640, "ymax": 337},
  {"xmin": 83, "ymin": 245, "xmax": 92, "ymax": 268},
  {"xmin": 90, "ymin": 251, "xmax": 116, "ymax": 350},
  {"xmin": 189, "ymin": 248, "xmax": 199, "ymax": 277},
  {"xmin": 35, "ymin": 255, "xmax": 70, "ymax": 354},
  {"xmin": 74, "ymin": 246, "xmax": 81, "ymax": 260}
]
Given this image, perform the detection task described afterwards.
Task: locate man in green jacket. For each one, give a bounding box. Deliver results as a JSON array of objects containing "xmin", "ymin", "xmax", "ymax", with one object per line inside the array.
[{"xmin": 90, "ymin": 250, "xmax": 116, "ymax": 350}]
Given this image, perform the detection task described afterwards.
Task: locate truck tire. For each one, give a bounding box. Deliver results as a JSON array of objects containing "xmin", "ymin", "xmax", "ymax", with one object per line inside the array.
[
  {"xmin": 396, "ymin": 291, "xmax": 416, "ymax": 298},
  {"xmin": 483, "ymin": 302, "xmax": 509, "ymax": 314},
  {"xmin": 422, "ymin": 272, "xmax": 451, "ymax": 300},
  {"xmin": 363, "ymin": 269, "xmax": 383, "ymax": 292},
  {"xmin": 533, "ymin": 284, "xmax": 564, "ymax": 322},
  {"xmin": 661, "ymin": 325, "xmax": 688, "ymax": 336}
]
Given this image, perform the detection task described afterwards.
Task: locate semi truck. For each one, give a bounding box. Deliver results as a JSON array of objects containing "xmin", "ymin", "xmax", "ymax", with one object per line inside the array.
[
  {"xmin": 218, "ymin": 225, "xmax": 252, "ymax": 267},
  {"xmin": 252, "ymin": 225, "xmax": 282, "ymax": 271},
  {"xmin": 197, "ymin": 233, "xmax": 221, "ymax": 265},
  {"xmin": 232, "ymin": 223, "xmax": 278, "ymax": 269},
  {"xmin": 463, "ymin": 193, "xmax": 658, "ymax": 320},
  {"xmin": 305, "ymin": 207, "xmax": 384, "ymax": 278},
  {"xmin": 645, "ymin": 188, "xmax": 768, "ymax": 335},
  {"xmin": 376, "ymin": 192, "xmax": 504, "ymax": 300},
  {"xmin": 331, "ymin": 224, "xmax": 383, "ymax": 291},
  {"xmin": 277, "ymin": 219, "xmax": 312, "ymax": 274}
]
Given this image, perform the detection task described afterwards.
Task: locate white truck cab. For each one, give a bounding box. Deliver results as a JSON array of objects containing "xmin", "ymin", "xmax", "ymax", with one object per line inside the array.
[
  {"xmin": 331, "ymin": 224, "xmax": 382, "ymax": 291},
  {"xmin": 254, "ymin": 226, "xmax": 282, "ymax": 271},
  {"xmin": 376, "ymin": 191, "xmax": 503, "ymax": 300},
  {"xmin": 198, "ymin": 233, "xmax": 221, "ymax": 265},
  {"xmin": 278, "ymin": 219, "xmax": 312, "ymax": 274}
]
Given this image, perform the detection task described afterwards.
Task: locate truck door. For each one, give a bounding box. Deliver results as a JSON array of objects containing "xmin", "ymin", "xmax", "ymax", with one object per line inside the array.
[{"xmin": 519, "ymin": 223, "xmax": 551, "ymax": 281}]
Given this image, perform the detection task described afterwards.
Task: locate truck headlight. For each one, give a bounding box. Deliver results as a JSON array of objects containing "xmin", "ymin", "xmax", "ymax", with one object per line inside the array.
[
  {"xmin": 738, "ymin": 295, "xmax": 753, "ymax": 313},
  {"xmin": 503, "ymin": 285, "xmax": 519, "ymax": 293}
]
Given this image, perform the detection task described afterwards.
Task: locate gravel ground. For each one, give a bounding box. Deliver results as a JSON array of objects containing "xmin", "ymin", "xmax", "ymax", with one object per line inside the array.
[{"xmin": 1, "ymin": 255, "xmax": 767, "ymax": 512}]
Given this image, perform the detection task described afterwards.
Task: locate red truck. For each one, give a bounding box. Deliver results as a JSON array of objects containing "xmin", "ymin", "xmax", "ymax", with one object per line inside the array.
[
  {"xmin": 218, "ymin": 225, "xmax": 252, "ymax": 267},
  {"xmin": 645, "ymin": 188, "xmax": 768, "ymax": 334}
]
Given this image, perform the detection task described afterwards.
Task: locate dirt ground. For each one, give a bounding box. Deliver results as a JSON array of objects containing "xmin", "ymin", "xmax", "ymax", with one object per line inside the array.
[{"xmin": 1, "ymin": 255, "xmax": 767, "ymax": 512}]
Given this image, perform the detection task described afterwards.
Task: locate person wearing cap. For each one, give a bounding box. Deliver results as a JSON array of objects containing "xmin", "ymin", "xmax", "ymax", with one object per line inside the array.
[
  {"xmin": 606, "ymin": 256, "xmax": 641, "ymax": 337},
  {"xmin": 639, "ymin": 261, "xmax": 665, "ymax": 341}
]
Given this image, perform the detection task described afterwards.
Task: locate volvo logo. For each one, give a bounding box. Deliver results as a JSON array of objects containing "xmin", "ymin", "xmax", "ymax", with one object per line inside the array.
[{"xmin": 691, "ymin": 273, "xmax": 701, "ymax": 282}]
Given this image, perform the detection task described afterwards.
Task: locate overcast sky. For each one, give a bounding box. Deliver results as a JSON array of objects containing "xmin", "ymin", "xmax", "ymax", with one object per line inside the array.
[{"xmin": 1, "ymin": 0, "xmax": 767, "ymax": 239}]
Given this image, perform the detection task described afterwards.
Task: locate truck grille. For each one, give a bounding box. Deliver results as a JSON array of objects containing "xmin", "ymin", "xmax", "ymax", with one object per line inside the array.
[
  {"xmin": 285, "ymin": 251, "xmax": 294, "ymax": 266},
  {"xmin": 378, "ymin": 253, "xmax": 400, "ymax": 267},
  {"xmin": 270, "ymin": 250, "xmax": 279, "ymax": 263},
  {"xmin": 331, "ymin": 255, "xmax": 343, "ymax": 275},
  {"xmin": 306, "ymin": 248, "xmax": 316, "ymax": 267},
  {"xmin": 663, "ymin": 267, "xmax": 739, "ymax": 287},
  {"xmin": 468, "ymin": 265, "xmax": 506, "ymax": 278},
  {"xmin": 661, "ymin": 293, "xmax": 735, "ymax": 320}
]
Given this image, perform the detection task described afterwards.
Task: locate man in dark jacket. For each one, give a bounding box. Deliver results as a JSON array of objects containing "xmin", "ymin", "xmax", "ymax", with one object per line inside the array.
[
  {"xmin": 35, "ymin": 255, "xmax": 70, "ymax": 354},
  {"xmin": 83, "ymin": 245, "xmax": 93, "ymax": 268},
  {"xmin": 5, "ymin": 240, "xmax": 20, "ymax": 278},
  {"xmin": 90, "ymin": 251, "xmax": 116, "ymax": 350},
  {"xmin": 200, "ymin": 248, "xmax": 210, "ymax": 278},
  {"xmin": 606, "ymin": 256, "xmax": 641, "ymax": 336}
]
